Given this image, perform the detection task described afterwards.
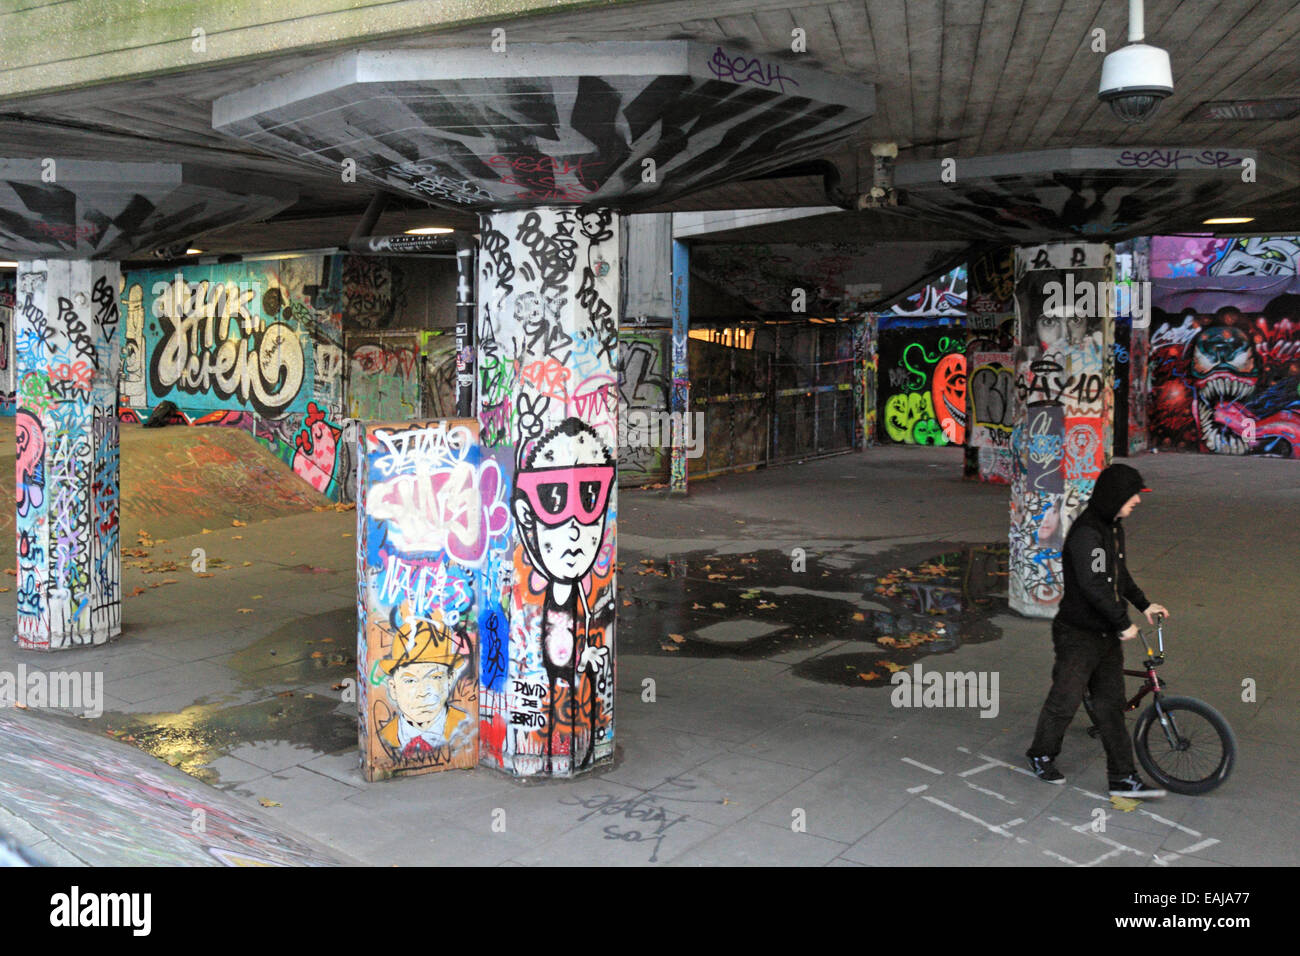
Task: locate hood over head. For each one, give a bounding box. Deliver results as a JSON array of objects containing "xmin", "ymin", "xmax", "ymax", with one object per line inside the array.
[{"xmin": 1085, "ymin": 463, "xmax": 1147, "ymax": 523}]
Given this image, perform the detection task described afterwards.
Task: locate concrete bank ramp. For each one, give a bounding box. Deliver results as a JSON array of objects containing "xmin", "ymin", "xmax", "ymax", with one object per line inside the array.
[{"xmin": 0, "ymin": 422, "xmax": 332, "ymax": 547}]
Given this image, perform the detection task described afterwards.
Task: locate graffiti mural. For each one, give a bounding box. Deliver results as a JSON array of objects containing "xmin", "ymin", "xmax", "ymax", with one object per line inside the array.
[
  {"xmin": 346, "ymin": 332, "xmax": 421, "ymax": 420},
  {"xmin": 14, "ymin": 261, "xmax": 122, "ymax": 649},
  {"xmin": 1152, "ymin": 235, "xmax": 1300, "ymax": 278},
  {"xmin": 618, "ymin": 330, "xmax": 670, "ymax": 485},
  {"xmin": 879, "ymin": 266, "xmax": 968, "ymax": 319},
  {"xmin": 878, "ymin": 328, "xmax": 967, "ymax": 445},
  {"xmin": 476, "ymin": 207, "xmax": 619, "ymax": 778},
  {"xmin": 1148, "ymin": 283, "xmax": 1300, "ymax": 458},
  {"xmin": 122, "ymin": 257, "xmax": 357, "ymax": 501},
  {"xmin": 356, "ymin": 418, "xmax": 510, "ymax": 779},
  {"xmin": 1009, "ymin": 243, "xmax": 1114, "ymax": 618}
]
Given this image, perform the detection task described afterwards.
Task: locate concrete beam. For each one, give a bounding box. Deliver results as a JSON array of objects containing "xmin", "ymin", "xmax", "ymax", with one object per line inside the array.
[{"xmin": 0, "ymin": 0, "xmax": 624, "ymax": 101}]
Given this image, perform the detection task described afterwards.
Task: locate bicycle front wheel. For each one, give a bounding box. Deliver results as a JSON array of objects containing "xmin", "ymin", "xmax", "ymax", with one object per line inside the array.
[{"xmin": 1134, "ymin": 696, "xmax": 1236, "ymax": 795}]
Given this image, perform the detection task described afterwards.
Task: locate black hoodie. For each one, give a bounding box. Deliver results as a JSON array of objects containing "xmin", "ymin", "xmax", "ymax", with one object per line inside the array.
[{"xmin": 1055, "ymin": 464, "xmax": 1151, "ymax": 633}]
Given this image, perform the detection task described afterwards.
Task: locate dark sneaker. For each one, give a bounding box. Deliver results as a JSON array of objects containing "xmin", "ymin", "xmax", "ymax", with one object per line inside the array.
[
  {"xmin": 1028, "ymin": 755, "xmax": 1065, "ymax": 784},
  {"xmin": 1109, "ymin": 774, "xmax": 1167, "ymax": 798}
]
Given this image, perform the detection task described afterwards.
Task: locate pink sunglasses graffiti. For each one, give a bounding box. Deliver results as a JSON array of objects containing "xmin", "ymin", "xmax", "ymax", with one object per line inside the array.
[{"xmin": 515, "ymin": 465, "xmax": 614, "ymax": 527}]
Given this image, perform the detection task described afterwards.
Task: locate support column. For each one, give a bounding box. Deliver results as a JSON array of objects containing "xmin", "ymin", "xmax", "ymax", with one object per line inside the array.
[
  {"xmin": 14, "ymin": 260, "xmax": 122, "ymax": 649},
  {"xmin": 475, "ymin": 207, "xmax": 619, "ymax": 777},
  {"xmin": 1008, "ymin": 242, "xmax": 1115, "ymax": 618},
  {"xmin": 669, "ymin": 239, "xmax": 690, "ymax": 495}
]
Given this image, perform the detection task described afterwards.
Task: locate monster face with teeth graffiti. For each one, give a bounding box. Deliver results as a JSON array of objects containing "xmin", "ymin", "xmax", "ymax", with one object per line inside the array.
[
  {"xmin": 1190, "ymin": 325, "xmax": 1263, "ymax": 454},
  {"xmin": 1151, "ymin": 297, "xmax": 1300, "ymax": 458}
]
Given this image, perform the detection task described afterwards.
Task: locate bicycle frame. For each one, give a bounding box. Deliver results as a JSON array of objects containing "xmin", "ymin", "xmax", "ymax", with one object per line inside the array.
[{"xmin": 1121, "ymin": 620, "xmax": 1167, "ymax": 712}]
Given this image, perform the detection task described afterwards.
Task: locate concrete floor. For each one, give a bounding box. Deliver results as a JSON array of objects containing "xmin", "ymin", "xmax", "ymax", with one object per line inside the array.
[{"xmin": 2, "ymin": 443, "xmax": 1297, "ymax": 866}]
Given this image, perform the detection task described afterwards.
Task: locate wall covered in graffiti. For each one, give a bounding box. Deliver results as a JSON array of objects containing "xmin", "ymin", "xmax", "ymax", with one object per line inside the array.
[
  {"xmin": 476, "ymin": 207, "xmax": 619, "ymax": 777},
  {"xmin": 1148, "ymin": 280, "xmax": 1300, "ymax": 458},
  {"xmin": 877, "ymin": 326, "xmax": 967, "ymax": 445},
  {"xmin": 618, "ymin": 329, "xmax": 671, "ymax": 485},
  {"xmin": 14, "ymin": 261, "xmax": 122, "ymax": 649},
  {"xmin": 1008, "ymin": 243, "xmax": 1114, "ymax": 618},
  {"xmin": 356, "ymin": 418, "xmax": 509, "ymax": 779},
  {"xmin": 1151, "ymin": 235, "xmax": 1300, "ymax": 278},
  {"xmin": 0, "ymin": 270, "xmax": 14, "ymax": 415}
]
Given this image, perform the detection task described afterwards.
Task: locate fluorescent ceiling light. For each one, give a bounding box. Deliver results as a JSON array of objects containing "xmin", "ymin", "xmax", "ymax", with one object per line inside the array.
[
  {"xmin": 185, "ymin": 248, "xmax": 204, "ymax": 255},
  {"xmin": 404, "ymin": 226, "xmax": 454, "ymax": 235},
  {"xmin": 1202, "ymin": 217, "xmax": 1255, "ymax": 225},
  {"xmin": 0, "ymin": 260, "xmax": 17, "ymax": 268}
]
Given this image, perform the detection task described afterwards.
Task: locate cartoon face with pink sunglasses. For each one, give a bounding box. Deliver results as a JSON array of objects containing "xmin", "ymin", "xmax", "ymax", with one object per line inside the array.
[
  {"xmin": 513, "ymin": 418, "xmax": 615, "ymax": 588},
  {"xmin": 512, "ymin": 417, "xmax": 615, "ymax": 771}
]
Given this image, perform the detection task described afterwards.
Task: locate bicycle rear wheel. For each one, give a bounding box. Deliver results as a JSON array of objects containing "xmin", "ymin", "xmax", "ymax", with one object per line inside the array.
[{"xmin": 1134, "ymin": 696, "xmax": 1236, "ymax": 795}]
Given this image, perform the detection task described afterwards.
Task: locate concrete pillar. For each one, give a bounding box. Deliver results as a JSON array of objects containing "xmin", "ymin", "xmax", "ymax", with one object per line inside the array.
[
  {"xmin": 1008, "ymin": 242, "xmax": 1115, "ymax": 618},
  {"xmin": 670, "ymin": 239, "xmax": 690, "ymax": 494},
  {"xmin": 14, "ymin": 260, "xmax": 121, "ymax": 649},
  {"xmin": 475, "ymin": 207, "xmax": 619, "ymax": 777}
]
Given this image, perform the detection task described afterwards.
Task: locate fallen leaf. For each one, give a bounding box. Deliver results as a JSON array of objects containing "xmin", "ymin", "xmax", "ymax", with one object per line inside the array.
[
  {"xmin": 0, "ymin": 588, "xmax": 8, "ymax": 593},
  {"xmin": 161, "ymin": 579, "xmax": 178, "ymax": 585},
  {"xmin": 1110, "ymin": 795, "xmax": 1140, "ymax": 812},
  {"xmin": 691, "ymin": 603, "xmax": 706, "ymax": 610},
  {"xmin": 756, "ymin": 601, "xmax": 777, "ymax": 610},
  {"xmin": 232, "ymin": 519, "xmax": 247, "ymax": 527},
  {"xmin": 233, "ymin": 535, "xmax": 243, "ymax": 540},
  {"xmin": 237, "ymin": 608, "xmax": 254, "ymax": 614},
  {"xmin": 622, "ymin": 600, "xmax": 632, "ymax": 607},
  {"xmin": 311, "ymin": 651, "xmax": 324, "ymax": 659},
  {"xmin": 858, "ymin": 672, "xmax": 881, "ymax": 681},
  {"xmin": 878, "ymin": 661, "xmax": 904, "ymax": 673},
  {"xmin": 195, "ymin": 572, "xmax": 214, "ymax": 578},
  {"xmin": 707, "ymin": 574, "xmax": 727, "ymax": 580},
  {"xmin": 659, "ymin": 643, "xmax": 680, "ymax": 653},
  {"xmin": 3, "ymin": 568, "xmax": 15, "ymax": 577},
  {"xmin": 258, "ymin": 798, "xmax": 281, "ymax": 808},
  {"xmin": 852, "ymin": 612, "xmax": 866, "ymax": 622},
  {"xmin": 331, "ymin": 682, "xmax": 348, "ymax": 691},
  {"xmin": 201, "ymin": 528, "xmax": 212, "ymax": 535},
  {"xmin": 130, "ymin": 587, "xmax": 146, "ymax": 596},
  {"xmin": 667, "ymin": 633, "xmax": 685, "ymax": 643},
  {"xmin": 276, "ymin": 690, "xmax": 294, "ymax": 698},
  {"xmin": 252, "ymin": 595, "xmax": 263, "ymax": 600},
  {"xmin": 711, "ymin": 602, "xmax": 726, "ymax": 609},
  {"xmin": 243, "ymin": 561, "xmax": 253, "ymax": 567}
]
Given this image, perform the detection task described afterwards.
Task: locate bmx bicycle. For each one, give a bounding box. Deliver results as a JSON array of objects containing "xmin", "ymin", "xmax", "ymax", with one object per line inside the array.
[{"xmin": 1083, "ymin": 614, "xmax": 1236, "ymax": 795}]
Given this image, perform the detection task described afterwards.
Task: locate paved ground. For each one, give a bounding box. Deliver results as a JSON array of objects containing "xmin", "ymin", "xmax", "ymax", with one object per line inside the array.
[{"xmin": 2, "ymin": 440, "xmax": 1297, "ymax": 866}]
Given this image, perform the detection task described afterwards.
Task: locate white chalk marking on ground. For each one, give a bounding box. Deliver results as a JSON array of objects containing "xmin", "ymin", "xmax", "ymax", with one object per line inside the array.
[
  {"xmin": 959, "ymin": 760, "xmax": 1001, "ymax": 778},
  {"xmin": 1085, "ymin": 847, "xmax": 1128, "ymax": 867},
  {"xmin": 965, "ymin": 781, "xmax": 1017, "ymax": 805},
  {"xmin": 1138, "ymin": 809, "xmax": 1201, "ymax": 837},
  {"xmin": 902, "ymin": 757, "xmax": 944, "ymax": 775},
  {"xmin": 1049, "ymin": 815, "xmax": 1145, "ymax": 864},
  {"xmin": 1043, "ymin": 848, "xmax": 1077, "ymax": 865},
  {"xmin": 1003, "ymin": 818, "xmax": 1026, "ymax": 828},
  {"xmin": 1177, "ymin": 837, "xmax": 1220, "ymax": 855},
  {"xmin": 922, "ymin": 796, "xmax": 1016, "ymax": 838},
  {"xmin": 906, "ymin": 784, "xmax": 929, "ymax": 794},
  {"xmin": 976, "ymin": 752, "xmax": 1039, "ymax": 780},
  {"xmin": 956, "ymin": 746, "xmax": 972, "ymax": 754},
  {"xmin": 1153, "ymin": 853, "xmax": 1177, "ymax": 866},
  {"xmin": 1070, "ymin": 785, "xmax": 1108, "ymax": 800}
]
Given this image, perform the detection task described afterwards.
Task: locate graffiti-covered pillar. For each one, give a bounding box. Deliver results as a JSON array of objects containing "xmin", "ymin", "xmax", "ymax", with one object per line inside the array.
[
  {"xmin": 670, "ymin": 239, "xmax": 690, "ymax": 494},
  {"xmin": 1008, "ymin": 242, "xmax": 1115, "ymax": 618},
  {"xmin": 476, "ymin": 207, "xmax": 619, "ymax": 777},
  {"xmin": 14, "ymin": 260, "xmax": 121, "ymax": 650}
]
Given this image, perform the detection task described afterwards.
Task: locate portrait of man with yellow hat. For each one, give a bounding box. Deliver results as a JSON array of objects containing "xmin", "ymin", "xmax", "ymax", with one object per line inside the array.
[{"xmin": 375, "ymin": 618, "xmax": 473, "ymax": 763}]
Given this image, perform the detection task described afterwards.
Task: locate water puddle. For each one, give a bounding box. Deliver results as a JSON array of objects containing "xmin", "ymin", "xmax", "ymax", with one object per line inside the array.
[{"xmin": 620, "ymin": 541, "xmax": 1009, "ymax": 686}]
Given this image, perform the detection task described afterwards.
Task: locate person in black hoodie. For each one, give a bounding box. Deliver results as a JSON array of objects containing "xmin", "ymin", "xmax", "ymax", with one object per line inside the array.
[{"xmin": 1026, "ymin": 463, "xmax": 1171, "ymax": 797}]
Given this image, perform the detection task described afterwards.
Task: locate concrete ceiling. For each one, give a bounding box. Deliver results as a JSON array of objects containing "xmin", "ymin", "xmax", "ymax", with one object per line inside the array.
[{"xmin": 1, "ymin": 0, "xmax": 1298, "ymax": 266}]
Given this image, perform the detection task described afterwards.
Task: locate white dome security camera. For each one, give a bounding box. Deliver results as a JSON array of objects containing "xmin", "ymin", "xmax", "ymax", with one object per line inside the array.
[
  {"xmin": 1099, "ymin": 42, "xmax": 1173, "ymax": 124},
  {"xmin": 1098, "ymin": 0, "xmax": 1173, "ymax": 124}
]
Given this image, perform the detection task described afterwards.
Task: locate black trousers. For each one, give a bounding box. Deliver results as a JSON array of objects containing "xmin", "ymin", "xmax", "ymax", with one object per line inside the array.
[{"xmin": 1027, "ymin": 620, "xmax": 1136, "ymax": 779}]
